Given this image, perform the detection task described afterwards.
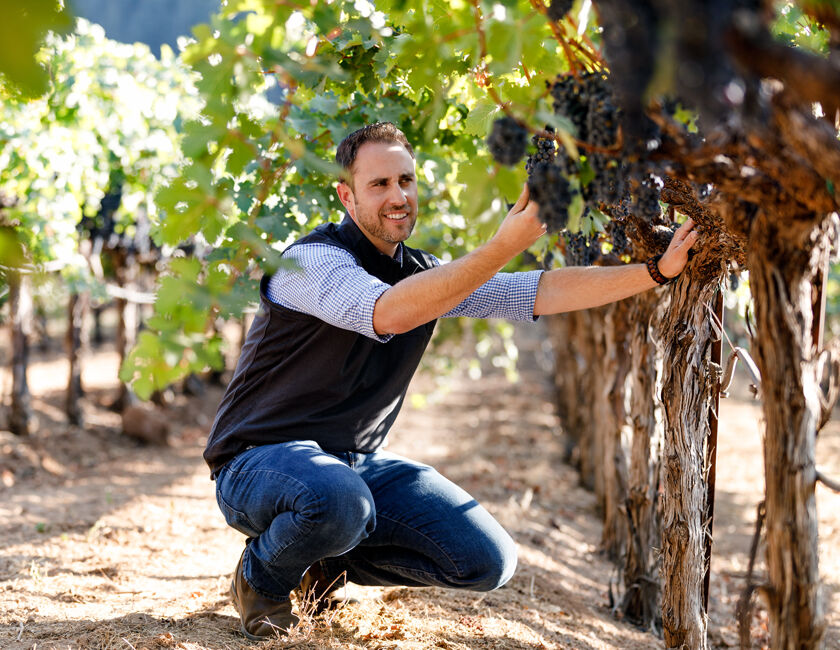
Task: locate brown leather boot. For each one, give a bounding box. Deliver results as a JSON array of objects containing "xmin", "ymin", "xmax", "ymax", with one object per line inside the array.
[
  {"xmin": 230, "ymin": 549, "xmax": 299, "ymax": 640},
  {"xmin": 297, "ymin": 562, "xmax": 356, "ymax": 615}
]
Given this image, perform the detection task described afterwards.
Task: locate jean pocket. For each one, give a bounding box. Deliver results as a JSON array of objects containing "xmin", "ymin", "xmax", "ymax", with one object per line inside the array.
[{"xmin": 216, "ymin": 488, "xmax": 260, "ymax": 538}]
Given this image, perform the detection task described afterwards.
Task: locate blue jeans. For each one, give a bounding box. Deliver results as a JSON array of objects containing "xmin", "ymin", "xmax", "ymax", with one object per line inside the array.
[{"xmin": 214, "ymin": 440, "xmax": 517, "ymax": 601}]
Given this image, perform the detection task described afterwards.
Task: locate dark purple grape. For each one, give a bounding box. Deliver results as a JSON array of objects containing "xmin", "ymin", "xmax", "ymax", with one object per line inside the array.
[{"xmin": 547, "ymin": 0, "xmax": 573, "ymax": 21}]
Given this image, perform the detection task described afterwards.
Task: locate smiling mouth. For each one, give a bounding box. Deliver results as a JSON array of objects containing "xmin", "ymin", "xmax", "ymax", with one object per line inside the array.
[{"xmin": 382, "ymin": 208, "xmax": 411, "ymax": 221}]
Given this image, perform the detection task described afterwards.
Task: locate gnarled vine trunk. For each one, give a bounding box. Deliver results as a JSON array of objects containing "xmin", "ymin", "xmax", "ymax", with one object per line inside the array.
[
  {"xmin": 590, "ymin": 306, "xmax": 611, "ymax": 514},
  {"xmin": 113, "ymin": 250, "xmax": 139, "ymax": 411},
  {"xmin": 548, "ymin": 311, "xmax": 589, "ymax": 466},
  {"xmin": 749, "ymin": 210, "xmax": 828, "ymax": 649},
  {"xmin": 620, "ymin": 291, "xmax": 663, "ymax": 628},
  {"xmin": 8, "ymin": 271, "xmax": 33, "ymax": 436},
  {"xmin": 557, "ymin": 309, "xmax": 600, "ymax": 490},
  {"xmin": 599, "ymin": 301, "xmax": 631, "ymax": 562},
  {"xmin": 66, "ymin": 290, "xmax": 90, "ymax": 426},
  {"xmin": 657, "ymin": 266, "xmax": 723, "ymax": 650}
]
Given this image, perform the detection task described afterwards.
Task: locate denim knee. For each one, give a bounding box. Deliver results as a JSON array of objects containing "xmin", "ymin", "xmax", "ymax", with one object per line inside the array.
[
  {"xmin": 461, "ymin": 533, "xmax": 518, "ymax": 591},
  {"xmin": 296, "ymin": 465, "xmax": 376, "ymax": 555}
]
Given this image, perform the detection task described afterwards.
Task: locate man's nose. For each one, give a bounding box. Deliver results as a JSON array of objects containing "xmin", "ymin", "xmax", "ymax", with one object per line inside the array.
[{"xmin": 387, "ymin": 183, "xmax": 407, "ymax": 205}]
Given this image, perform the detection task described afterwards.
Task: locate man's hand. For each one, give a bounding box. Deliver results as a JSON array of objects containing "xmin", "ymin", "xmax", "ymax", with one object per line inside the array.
[
  {"xmin": 489, "ymin": 183, "xmax": 547, "ymax": 257},
  {"xmin": 658, "ymin": 218, "xmax": 700, "ymax": 278}
]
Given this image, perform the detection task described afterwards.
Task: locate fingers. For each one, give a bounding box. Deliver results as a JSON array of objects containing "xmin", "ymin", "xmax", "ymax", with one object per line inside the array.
[
  {"xmin": 658, "ymin": 219, "xmax": 701, "ymax": 277},
  {"xmin": 510, "ymin": 183, "xmax": 530, "ymax": 214},
  {"xmin": 683, "ymin": 230, "xmax": 699, "ymax": 250},
  {"xmin": 672, "ymin": 218, "xmax": 695, "ymax": 242},
  {"xmin": 669, "ymin": 219, "xmax": 699, "ymax": 250}
]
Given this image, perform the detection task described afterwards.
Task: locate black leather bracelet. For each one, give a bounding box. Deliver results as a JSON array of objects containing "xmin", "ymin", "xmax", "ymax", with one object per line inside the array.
[{"xmin": 646, "ymin": 254, "xmax": 673, "ymax": 285}]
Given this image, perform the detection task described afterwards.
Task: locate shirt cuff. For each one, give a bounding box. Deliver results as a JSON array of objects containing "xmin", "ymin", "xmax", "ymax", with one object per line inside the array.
[
  {"xmin": 359, "ymin": 282, "xmax": 394, "ymax": 343},
  {"xmin": 512, "ymin": 269, "xmax": 544, "ymax": 321}
]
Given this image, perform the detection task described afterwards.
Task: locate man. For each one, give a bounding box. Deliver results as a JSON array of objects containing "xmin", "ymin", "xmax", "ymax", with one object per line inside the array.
[{"xmin": 204, "ymin": 122, "xmax": 698, "ymax": 640}]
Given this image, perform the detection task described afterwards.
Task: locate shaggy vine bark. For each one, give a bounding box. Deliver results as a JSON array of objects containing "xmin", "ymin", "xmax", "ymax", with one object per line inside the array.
[
  {"xmin": 619, "ymin": 291, "xmax": 663, "ymax": 629},
  {"xmin": 599, "ymin": 301, "xmax": 631, "ymax": 562},
  {"xmin": 748, "ymin": 211, "xmax": 830, "ymax": 649},
  {"xmin": 112, "ymin": 249, "xmax": 139, "ymax": 411},
  {"xmin": 8, "ymin": 271, "xmax": 33, "ymax": 436},
  {"xmin": 657, "ymin": 264, "xmax": 723, "ymax": 650},
  {"xmin": 65, "ymin": 290, "xmax": 90, "ymax": 426}
]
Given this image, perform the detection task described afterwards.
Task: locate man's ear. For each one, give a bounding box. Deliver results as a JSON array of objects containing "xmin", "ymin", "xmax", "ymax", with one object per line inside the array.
[{"xmin": 336, "ymin": 181, "xmax": 355, "ymax": 218}]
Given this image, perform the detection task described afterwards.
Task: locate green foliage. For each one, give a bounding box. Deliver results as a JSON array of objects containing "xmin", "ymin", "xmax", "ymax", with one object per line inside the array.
[
  {"xmin": 773, "ymin": 2, "xmax": 832, "ymax": 53},
  {"xmin": 13, "ymin": 1, "xmax": 833, "ymax": 394},
  {"xmin": 0, "ymin": 0, "xmax": 73, "ymax": 97}
]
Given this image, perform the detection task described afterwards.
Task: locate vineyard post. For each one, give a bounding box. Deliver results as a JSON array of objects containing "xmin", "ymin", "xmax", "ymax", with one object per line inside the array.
[
  {"xmin": 813, "ymin": 255, "xmax": 827, "ymax": 354},
  {"xmin": 113, "ymin": 249, "xmax": 140, "ymax": 411},
  {"xmin": 703, "ymin": 288, "xmax": 723, "ymax": 611}
]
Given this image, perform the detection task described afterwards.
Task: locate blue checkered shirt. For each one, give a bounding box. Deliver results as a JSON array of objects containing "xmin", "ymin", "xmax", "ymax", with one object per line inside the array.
[{"xmin": 266, "ymin": 242, "xmax": 543, "ymax": 343}]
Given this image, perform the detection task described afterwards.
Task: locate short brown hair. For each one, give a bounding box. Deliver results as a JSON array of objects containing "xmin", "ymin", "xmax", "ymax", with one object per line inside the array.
[{"xmin": 335, "ymin": 122, "xmax": 415, "ymax": 184}]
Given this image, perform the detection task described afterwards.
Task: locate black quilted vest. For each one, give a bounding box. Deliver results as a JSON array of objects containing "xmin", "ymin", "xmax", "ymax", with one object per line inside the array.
[{"xmin": 203, "ymin": 217, "xmax": 437, "ymax": 475}]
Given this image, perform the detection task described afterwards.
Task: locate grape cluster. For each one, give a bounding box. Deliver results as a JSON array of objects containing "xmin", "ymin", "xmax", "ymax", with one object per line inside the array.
[
  {"xmin": 550, "ymin": 73, "xmax": 618, "ymax": 147},
  {"xmin": 550, "ymin": 75, "xmax": 589, "ymax": 140},
  {"xmin": 549, "ymin": 73, "xmax": 629, "ymax": 213},
  {"xmin": 547, "ymin": 0, "xmax": 573, "ymax": 21},
  {"xmin": 586, "ymin": 153, "xmax": 626, "ymax": 205},
  {"xmin": 586, "ymin": 93, "xmax": 620, "ymax": 149},
  {"xmin": 608, "ymin": 220, "xmax": 630, "ymax": 256},
  {"xmin": 527, "ymin": 161, "xmax": 575, "ymax": 233},
  {"xmin": 565, "ymin": 232, "xmax": 598, "ymax": 266},
  {"xmin": 487, "ymin": 116, "xmax": 528, "ymax": 166},
  {"xmin": 695, "ymin": 182, "xmax": 712, "ymax": 201},
  {"xmin": 525, "ymin": 128, "xmax": 556, "ymax": 175},
  {"xmin": 632, "ymin": 174, "xmax": 663, "ymax": 222}
]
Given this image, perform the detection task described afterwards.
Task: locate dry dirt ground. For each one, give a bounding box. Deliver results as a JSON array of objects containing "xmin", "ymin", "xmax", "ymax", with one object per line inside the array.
[{"xmin": 0, "ymin": 320, "xmax": 839, "ymax": 649}]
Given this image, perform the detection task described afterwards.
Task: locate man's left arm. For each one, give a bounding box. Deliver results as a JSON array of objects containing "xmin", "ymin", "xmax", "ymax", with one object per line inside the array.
[{"xmin": 533, "ymin": 219, "xmax": 699, "ymax": 316}]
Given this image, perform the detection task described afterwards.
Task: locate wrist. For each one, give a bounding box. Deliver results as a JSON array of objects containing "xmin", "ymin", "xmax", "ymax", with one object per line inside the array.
[
  {"xmin": 646, "ymin": 255, "xmax": 674, "ymax": 285},
  {"xmin": 484, "ymin": 235, "xmax": 518, "ymax": 266},
  {"xmin": 656, "ymin": 253, "xmax": 683, "ymax": 279}
]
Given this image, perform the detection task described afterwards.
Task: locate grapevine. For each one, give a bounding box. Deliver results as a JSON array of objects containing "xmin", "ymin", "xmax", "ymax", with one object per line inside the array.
[{"xmin": 486, "ymin": 116, "xmax": 528, "ymax": 166}]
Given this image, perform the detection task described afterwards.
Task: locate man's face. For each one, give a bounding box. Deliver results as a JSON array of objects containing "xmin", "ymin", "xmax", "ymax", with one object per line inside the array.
[{"xmin": 337, "ymin": 141, "xmax": 418, "ymax": 256}]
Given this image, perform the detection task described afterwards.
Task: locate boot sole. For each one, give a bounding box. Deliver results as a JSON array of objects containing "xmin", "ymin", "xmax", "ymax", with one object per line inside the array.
[{"xmin": 239, "ymin": 623, "xmax": 270, "ymax": 641}]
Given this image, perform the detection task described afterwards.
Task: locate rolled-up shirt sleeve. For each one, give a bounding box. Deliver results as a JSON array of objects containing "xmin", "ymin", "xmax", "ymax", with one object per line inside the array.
[
  {"xmin": 429, "ymin": 255, "xmax": 544, "ymax": 321},
  {"xmin": 266, "ymin": 243, "xmax": 393, "ymax": 342}
]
